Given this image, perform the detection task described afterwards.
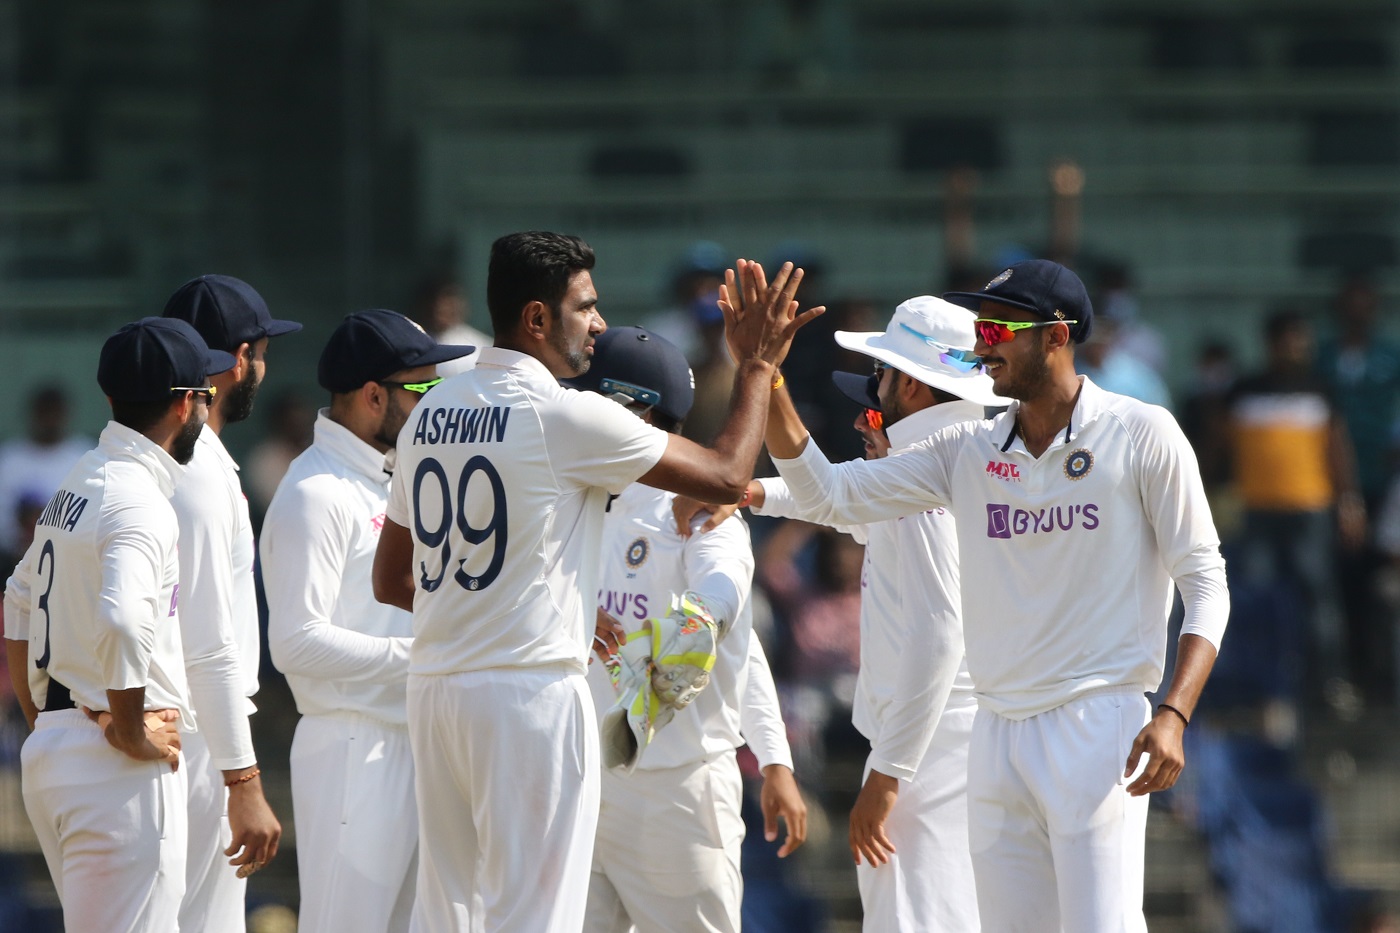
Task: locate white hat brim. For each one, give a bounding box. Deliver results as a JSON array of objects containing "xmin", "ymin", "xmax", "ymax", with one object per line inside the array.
[{"xmin": 834, "ymin": 329, "xmax": 1008, "ymax": 408}]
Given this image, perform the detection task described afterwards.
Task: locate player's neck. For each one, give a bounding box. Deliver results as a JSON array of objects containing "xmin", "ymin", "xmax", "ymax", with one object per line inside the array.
[{"xmin": 1015, "ymin": 372, "xmax": 1082, "ymax": 456}]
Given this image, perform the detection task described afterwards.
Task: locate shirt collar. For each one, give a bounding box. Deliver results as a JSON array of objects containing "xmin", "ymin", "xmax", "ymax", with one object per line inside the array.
[
  {"xmin": 474, "ymin": 346, "xmax": 557, "ymax": 383},
  {"xmin": 98, "ymin": 421, "xmax": 184, "ymax": 496},
  {"xmin": 195, "ymin": 422, "xmax": 239, "ymax": 472},
  {"xmin": 997, "ymin": 374, "xmax": 1106, "ymax": 453},
  {"xmin": 885, "ymin": 399, "xmax": 986, "ymax": 451},
  {"xmin": 312, "ymin": 410, "xmax": 394, "ymax": 482}
]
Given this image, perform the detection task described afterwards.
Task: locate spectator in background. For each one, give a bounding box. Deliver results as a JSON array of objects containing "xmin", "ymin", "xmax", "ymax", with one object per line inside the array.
[
  {"xmin": 245, "ymin": 389, "xmax": 315, "ymax": 528},
  {"xmin": 410, "ymin": 271, "xmax": 488, "ymax": 376},
  {"xmin": 758, "ymin": 525, "xmax": 865, "ymax": 784},
  {"xmin": 1094, "ymin": 262, "xmax": 1168, "ymax": 376},
  {"xmin": 642, "ymin": 240, "xmax": 731, "ymax": 364},
  {"xmin": 1079, "ymin": 315, "xmax": 1173, "ymax": 411},
  {"xmin": 1179, "ymin": 340, "xmax": 1239, "ymax": 535},
  {"xmin": 1316, "ymin": 275, "xmax": 1400, "ymax": 702},
  {"xmin": 1228, "ymin": 310, "xmax": 1367, "ymax": 717},
  {"xmin": 0, "ymin": 386, "xmax": 93, "ymax": 573}
]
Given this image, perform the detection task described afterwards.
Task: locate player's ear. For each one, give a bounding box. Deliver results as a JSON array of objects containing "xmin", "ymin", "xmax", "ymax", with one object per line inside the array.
[
  {"xmin": 362, "ymin": 380, "xmax": 385, "ymax": 412},
  {"xmin": 521, "ymin": 301, "xmax": 549, "ymax": 342}
]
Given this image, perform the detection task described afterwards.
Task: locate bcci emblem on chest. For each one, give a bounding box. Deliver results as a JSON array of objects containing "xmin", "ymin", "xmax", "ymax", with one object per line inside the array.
[
  {"xmin": 1064, "ymin": 448, "xmax": 1094, "ymax": 480},
  {"xmin": 626, "ymin": 537, "xmax": 650, "ymax": 569}
]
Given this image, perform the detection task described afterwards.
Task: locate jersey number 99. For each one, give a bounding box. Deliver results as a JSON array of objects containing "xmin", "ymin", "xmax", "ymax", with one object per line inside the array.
[{"xmin": 412, "ymin": 456, "xmax": 508, "ymax": 592}]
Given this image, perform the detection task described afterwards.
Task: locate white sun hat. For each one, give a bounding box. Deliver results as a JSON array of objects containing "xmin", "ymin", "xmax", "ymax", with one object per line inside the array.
[{"xmin": 834, "ymin": 295, "xmax": 1006, "ymax": 407}]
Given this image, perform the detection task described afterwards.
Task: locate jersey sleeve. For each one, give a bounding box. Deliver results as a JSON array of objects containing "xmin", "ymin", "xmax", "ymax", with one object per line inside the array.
[
  {"xmin": 772, "ymin": 433, "xmax": 953, "ymax": 528},
  {"xmin": 1129, "ymin": 405, "xmax": 1230, "ymax": 650},
  {"xmin": 550, "ymin": 390, "xmax": 668, "ymax": 495},
  {"xmin": 94, "ymin": 498, "xmax": 170, "ymax": 692},
  {"xmin": 739, "ymin": 636, "xmax": 794, "ymax": 771},
  {"xmin": 262, "ymin": 475, "xmax": 411, "ymax": 683},
  {"xmin": 869, "ymin": 508, "xmax": 964, "ymax": 781},
  {"xmin": 680, "ymin": 510, "xmax": 754, "ymax": 641},
  {"xmin": 170, "ymin": 463, "xmax": 257, "ymax": 770},
  {"xmin": 752, "ymin": 476, "xmax": 868, "ymax": 544}
]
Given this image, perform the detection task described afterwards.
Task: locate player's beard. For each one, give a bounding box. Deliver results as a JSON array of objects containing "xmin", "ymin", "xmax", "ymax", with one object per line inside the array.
[
  {"xmin": 373, "ymin": 389, "xmax": 411, "ymax": 451},
  {"xmin": 995, "ymin": 334, "xmax": 1053, "ymax": 401},
  {"xmin": 221, "ymin": 365, "xmax": 261, "ymax": 424},
  {"xmin": 171, "ymin": 407, "xmax": 204, "ymax": 464},
  {"xmin": 549, "ymin": 319, "xmax": 591, "ymax": 376}
]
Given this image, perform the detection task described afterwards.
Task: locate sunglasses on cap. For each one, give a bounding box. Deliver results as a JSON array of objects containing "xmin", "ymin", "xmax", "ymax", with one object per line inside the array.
[
  {"xmin": 897, "ymin": 323, "xmax": 984, "ymax": 372},
  {"xmin": 378, "ymin": 377, "xmax": 444, "ymax": 395},
  {"xmin": 974, "ymin": 318, "xmax": 1079, "ymax": 347},
  {"xmin": 171, "ymin": 385, "xmax": 217, "ymax": 401}
]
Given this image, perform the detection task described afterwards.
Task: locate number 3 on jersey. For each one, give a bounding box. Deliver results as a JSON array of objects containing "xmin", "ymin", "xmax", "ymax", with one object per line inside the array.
[
  {"xmin": 412, "ymin": 455, "xmax": 508, "ymax": 592},
  {"xmin": 33, "ymin": 540, "xmax": 56, "ymax": 670}
]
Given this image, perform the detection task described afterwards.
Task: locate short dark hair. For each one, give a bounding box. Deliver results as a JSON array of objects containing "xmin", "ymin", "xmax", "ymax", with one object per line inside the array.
[
  {"xmin": 110, "ymin": 396, "xmax": 179, "ymax": 433},
  {"xmin": 486, "ymin": 232, "xmax": 596, "ymax": 336}
]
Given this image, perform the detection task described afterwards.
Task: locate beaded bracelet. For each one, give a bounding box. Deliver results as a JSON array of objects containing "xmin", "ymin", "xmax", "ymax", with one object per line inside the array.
[{"xmin": 225, "ymin": 768, "xmax": 261, "ymax": 787}]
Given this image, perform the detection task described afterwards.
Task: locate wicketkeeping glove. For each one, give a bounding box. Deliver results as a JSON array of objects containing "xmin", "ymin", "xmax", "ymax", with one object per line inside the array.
[
  {"xmin": 646, "ymin": 591, "xmax": 720, "ymax": 710},
  {"xmin": 599, "ymin": 628, "xmax": 675, "ymax": 771}
]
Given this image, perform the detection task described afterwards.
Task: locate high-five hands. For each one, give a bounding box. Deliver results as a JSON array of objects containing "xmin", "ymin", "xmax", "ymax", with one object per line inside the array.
[{"xmin": 719, "ymin": 259, "xmax": 824, "ymax": 370}]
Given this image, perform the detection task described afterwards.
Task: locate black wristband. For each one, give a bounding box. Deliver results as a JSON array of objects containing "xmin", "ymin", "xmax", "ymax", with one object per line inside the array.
[{"xmin": 1156, "ymin": 702, "xmax": 1189, "ymax": 727}]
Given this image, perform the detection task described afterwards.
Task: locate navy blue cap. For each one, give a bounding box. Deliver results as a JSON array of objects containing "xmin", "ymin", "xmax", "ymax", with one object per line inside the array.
[
  {"xmin": 562, "ymin": 326, "xmax": 695, "ymax": 423},
  {"xmin": 318, "ymin": 309, "xmax": 476, "ymax": 393},
  {"xmin": 163, "ymin": 274, "xmax": 302, "ymax": 352},
  {"xmin": 943, "ymin": 260, "xmax": 1094, "ymax": 344},
  {"xmin": 832, "ymin": 371, "xmax": 881, "ymax": 411},
  {"xmin": 98, "ymin": 317, "xmax": 238, "ymax": 402}
]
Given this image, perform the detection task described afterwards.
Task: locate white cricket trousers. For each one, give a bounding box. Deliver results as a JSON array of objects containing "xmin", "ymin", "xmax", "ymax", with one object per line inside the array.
[
  {"xmin": 408, "ymin": 668, "xmax": 600, "ymax": 933},
  {"xmin": 968, "ymin": 687, "xmax": 1151, "ymax": 933},
  {"xmin": 180, "ymin": 727, "xmax": 247, "ymax": 933},
  {"xmin": 22, "ymin": 709, "xmax": 188, "ymax": 933},
  {"xmin": 291, "ymin": 712, "xmax": 417, "ymax": 933},
  {"xmin": 584, "ymin": 749, "xmax": 745, "ymax": 933},
  {"xmin": 856, "ymin": 695, "xmax": 979, "ymax": 933}
]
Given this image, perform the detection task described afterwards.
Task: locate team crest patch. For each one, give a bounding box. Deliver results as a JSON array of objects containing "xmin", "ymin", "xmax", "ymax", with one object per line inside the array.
[
  {"xmin": 626, "ymin": 537, "xmax": 650, "ymax": 568},
  {"xmin": 985, "ymin": 268, "xmax": 1013, "ymax": 290},
  {"xmin": 1064, "ymin": 448, "xmax": 1093, "ymax": 480}
]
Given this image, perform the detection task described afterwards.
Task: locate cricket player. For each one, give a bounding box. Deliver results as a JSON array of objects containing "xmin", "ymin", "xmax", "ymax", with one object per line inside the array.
[
  {"xmin": 164, "ymin": 274, "xmax": 296, "ymax": 926},
  {"xmin": 751, "ymin": 259, "xmax": 1230, "ymax": 932},
  {"xmin": 4, "ymin": 317, "xmax": 234, "ymax": 932},
  {"xmin": 371, "ymin": 234, "xmax": 820, "ymax": 933},
  {"xmin": 565, "ymin": 326, "xmax": 807, "ymax": 933},
  {"xmin": 734, "ymin": 296, "xmax": 1000, "ymax": 931},
  {"xmin": 262, "ymin": 309, "xmax": 474, "ymax": 933}
]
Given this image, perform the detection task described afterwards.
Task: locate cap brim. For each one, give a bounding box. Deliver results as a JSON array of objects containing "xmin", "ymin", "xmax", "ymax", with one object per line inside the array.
[
  {"xmin": 833, "ymin": 329, "xmax": 1008, "ymax": 408},
  {"xmin": 206, "ymin": 348, "xmax": 239, "ymax": 375},
  {"xmin": 263, "ymin": 319, "xmax": 304, "ymax": 338},
  {"xmin": 831, "ymin": 371, "xmax": 881, "ymax": 411},
  {"xmin": 941, "ymin": 291, "xmax": 1044, "ymax": 317},
  {"xmin": 412, "ymin": 343, "xmax": 477, "ymax": 367}
]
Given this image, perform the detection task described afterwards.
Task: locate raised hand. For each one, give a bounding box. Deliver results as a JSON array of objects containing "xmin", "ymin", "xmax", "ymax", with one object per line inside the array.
[{"xmin": 719, "ymin": 259, "xmax": 824, "ymax": 371}]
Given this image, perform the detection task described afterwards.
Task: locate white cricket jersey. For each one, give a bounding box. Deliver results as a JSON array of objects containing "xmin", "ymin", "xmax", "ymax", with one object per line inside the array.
[
  {"xmin": 585, "ymin": 482, "xmax": 794, "ymax": 771},
  {"xmin": 3, "ymin": 422, "xmax": 191, "ymax": 726},
  {"xmin": 774, "ymin": 376, "xmax": 1230, "ymax": 721},
  {"xmin": 262, "ymin": 412, "xmax": 413, "ymax": 724},
  {"xmin": 0, "ymin": 434, "xmax": 94, "ymax": 554},
  {"xmin": 387, "ymin": 347, "xmax": 668, "ymax": 676},
  {"xmin": 170, "ymin": 424, "xmax": 259, "ymax": 770},
  {"xmin": 756, "ymin": 401, "xmax": 982, "ymax": 781}
]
